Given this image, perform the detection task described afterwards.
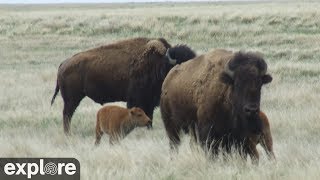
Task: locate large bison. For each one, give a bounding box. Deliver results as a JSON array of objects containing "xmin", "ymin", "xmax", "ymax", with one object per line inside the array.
[
  {"xmin": 160, "ymin": 49, "xmax": 272, "ymax": 161},
  {"xmin": 51, "ymin": 37, "xmax": 196, "ymax": 134}
]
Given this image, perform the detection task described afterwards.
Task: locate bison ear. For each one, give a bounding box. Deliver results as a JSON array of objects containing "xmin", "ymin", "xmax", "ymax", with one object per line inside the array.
[
  {"xmin": 129, "ymin": 109, "xmax": 135, "ymax": 116},
  {"xmin": 220, "ymin": 72, "xmax": 234, "ymax": 85},
  {"xmin": 262, "ymin": 74, "xmax": 272, "ymax": 84}
]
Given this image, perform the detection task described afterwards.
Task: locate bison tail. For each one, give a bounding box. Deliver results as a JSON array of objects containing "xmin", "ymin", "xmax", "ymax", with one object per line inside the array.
[{"xmin": 51, "ymin": 80, "xmax": 60, "ymax": 105}]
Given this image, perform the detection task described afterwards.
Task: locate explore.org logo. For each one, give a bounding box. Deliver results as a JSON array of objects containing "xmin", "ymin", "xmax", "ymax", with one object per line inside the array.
[{"xmin": 0, "ymin": 158, "xmax": 80, "ymax": 180}]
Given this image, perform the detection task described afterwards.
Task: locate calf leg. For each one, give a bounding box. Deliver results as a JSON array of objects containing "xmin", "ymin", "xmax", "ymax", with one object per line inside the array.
[
  {"xmin": 258, "ymin": 111, "xmax": 275, "ymax": 160},
  {"xmin": 109, "ymin": 135, "xmax": 116, "ymax": 145},
  {"xmin": 95, "ymin": 132, "xmax": 103, "ymax": 146},
  {"xmin": 247, "ymin": 141, "xmax": 259, "ymax": 165},
  {"xmin": 109, "ymin": 133, "xmax": 121, "ymax": 145},
  {"xmin": 260, "ymin": 129, "xmax": 276, "ymax": 160},
  {"xmin": 95, "ymin": 123, "xmax": 103, "ymax": 146}
]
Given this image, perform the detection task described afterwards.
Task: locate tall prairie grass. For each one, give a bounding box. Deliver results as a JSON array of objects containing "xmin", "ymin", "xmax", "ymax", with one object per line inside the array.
[{"xmin": 0, "ymin": 2, "xmax": 320, "ymax": 179}]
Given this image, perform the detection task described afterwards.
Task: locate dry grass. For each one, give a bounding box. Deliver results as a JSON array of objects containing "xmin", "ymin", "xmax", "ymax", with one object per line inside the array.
[{"xmin": 0, "ymin": 2, "xmax": 320, "ymax": 180}]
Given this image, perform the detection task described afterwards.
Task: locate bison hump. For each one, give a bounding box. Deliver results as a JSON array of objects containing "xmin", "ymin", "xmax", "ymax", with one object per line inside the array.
[{"xmin": 142, "ymin": 40, "xmax": 167, "ymax": 57}]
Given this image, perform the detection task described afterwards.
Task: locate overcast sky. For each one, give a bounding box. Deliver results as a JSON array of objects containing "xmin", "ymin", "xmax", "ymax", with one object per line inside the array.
[
  {"xmin": 0, "ymin": 0, "xmax": 217, "ymax": 3},
  {"xmin": 0, "ymin": 0, "xmax": 262, "ymax": 4}
]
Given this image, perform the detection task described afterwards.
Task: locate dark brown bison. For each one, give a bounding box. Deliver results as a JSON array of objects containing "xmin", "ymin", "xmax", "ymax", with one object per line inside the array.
[
  {"xmin": 95, "ymin": 105, "xmax": 151, "ymax": 145},
  {"xmin": 160, "ymin": 49, "xmax": 272, "ymax": 162},
  {"xmin": 51, "ymin": 37, "xmax": 196, "ymax": 134},
  {"xmin": 246, "ymin": 111, "xmax": 275, "ymax": 163}
]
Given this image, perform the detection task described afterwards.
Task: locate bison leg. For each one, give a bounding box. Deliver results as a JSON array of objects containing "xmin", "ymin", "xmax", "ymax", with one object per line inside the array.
[
  {"xmin": 196, "ymin": 108, "xmax": 219, "ymax": 154},
  {"xmin": 109, "ymin": 134, "xmax": 121, "ymax": 145},
  {"xmin": 160, "ymin": 106, "xmax": 181, "ymax": 151},
  {"xmin": 163, "ymin": 115, "xmax": 181, "ymax": 150},
  {"xmin": 189, "ymin": 123, "xmax": 199, "ymax": 144},
  {"xmin": 95, "ymin": 132, "xmax": 103, "ymax": 146},
  {"xmin": 62, "ymin": 101, "xmax": 81, "ymax": 134},
  {"xmin": 167, "ymin": 126, "xmax": 181, "ymax": 151},
  {"xmin": 61, "ymin": 90, "xmax": 84, "ymax": 135},
  {"xmin": 109, "ymin": 135, "xmax": 115, "ymax": 145},
  {"xmin": 247, "ymin": 141, "xmax": 259, "ymax": 165},
  {"xmin": 95, "ymin": 125, "xmax": 103, "ymax": 146}
]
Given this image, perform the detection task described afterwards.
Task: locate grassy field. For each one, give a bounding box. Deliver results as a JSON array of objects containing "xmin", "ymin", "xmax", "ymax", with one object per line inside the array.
[{"xmin": 1, "ymin": 2, "xmax": 320, "ymax": 179}]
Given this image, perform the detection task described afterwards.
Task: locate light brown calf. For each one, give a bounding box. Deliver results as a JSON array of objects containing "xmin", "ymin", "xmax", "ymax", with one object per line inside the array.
[
  {"xmin": 247, "ymin": 111, "xmax": 276, "ymax": 163},
  {"xmin": 95, "ymin": 106, "xmax": 151, "ymax": 145}
]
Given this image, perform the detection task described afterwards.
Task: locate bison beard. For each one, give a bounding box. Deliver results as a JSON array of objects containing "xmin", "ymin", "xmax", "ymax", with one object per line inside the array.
[{"xmin": 51, "ymin": 37, "xmax": 196, "ymax": 134}]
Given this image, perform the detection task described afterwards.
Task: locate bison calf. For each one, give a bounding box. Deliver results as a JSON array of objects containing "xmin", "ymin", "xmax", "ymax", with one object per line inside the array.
[
  {"xmin": 246, "ymin": 111, "xmax": 276, "ymax": 163},
  {"xmin": 95, "ymin": 106, "xmax": 151, "ymax": 145}
]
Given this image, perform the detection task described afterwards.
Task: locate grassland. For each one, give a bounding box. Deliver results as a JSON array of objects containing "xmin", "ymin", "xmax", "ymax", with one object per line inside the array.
[{"xmin": 0, "ymin": 2, "xmax": 320, "ymax": 179}]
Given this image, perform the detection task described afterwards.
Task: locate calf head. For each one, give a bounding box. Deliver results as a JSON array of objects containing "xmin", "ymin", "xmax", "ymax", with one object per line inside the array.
[
  {"xmin": 220, "ymin": 52, "xmax": 272, "ymax": 134},
  {"xmin": 129, "ymin": 107, "xmax": 152, "ymax": 128}
]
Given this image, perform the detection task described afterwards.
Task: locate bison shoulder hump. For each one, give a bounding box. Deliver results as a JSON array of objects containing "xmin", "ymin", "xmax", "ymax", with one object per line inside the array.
[{"xmin": 143, "ymin": 40, "xmax": 167, "ymax": 57}]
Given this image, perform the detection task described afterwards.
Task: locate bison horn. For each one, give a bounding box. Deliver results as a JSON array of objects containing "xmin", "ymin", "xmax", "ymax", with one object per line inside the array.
[
  {"xmin": 166, "ymin": 49, "xmax": 177, "ymax": 65},
  {"xmin": 250, "ymin": 51, "xmax": 267, "ymax": 75},
  {"xmin": 224, "ymin": 63, "xmax": 235, "ymax": 78},
  {"xmin": 257, "ymin": 59, "xmax": 267, "ymax": 75},
  {"xmin": 260, "ymin": 63, "xmax": 267, "ymax": 75}
]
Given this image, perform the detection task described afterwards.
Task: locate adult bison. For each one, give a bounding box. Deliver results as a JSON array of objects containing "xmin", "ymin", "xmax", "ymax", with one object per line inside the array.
[
  {"xmin": 51, "ymin": 37, "xmax": 196, "ymax": 134},
  {"xmin": 160, "ymin": 49, "xmax": 272, "ymax": 161}
]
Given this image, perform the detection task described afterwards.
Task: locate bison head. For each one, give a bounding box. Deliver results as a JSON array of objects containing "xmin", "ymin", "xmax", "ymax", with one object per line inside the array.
[
  {"xmin": 166, "ymin": 45, "xmax": 196, "ymax": 65},
  {"xmin": 130, "ymin": 107, "xmax": 152, "ymax": 128},
  {"xmin": 220, "ymin": 52, "xmax": 272, "ymax": 134}
]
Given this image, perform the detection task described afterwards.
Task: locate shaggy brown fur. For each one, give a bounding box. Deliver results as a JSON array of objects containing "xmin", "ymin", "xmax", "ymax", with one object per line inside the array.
[
  {"xmin": 95, "ymin": 106, "xmax": 151, "ymax": 145},
  {"xmin": 246, "ymin": 111, "xmax": 275, "ymax": 163},
  {"xmin": 50, "ymin": 37, "xmax": 196, "ymax": 134},
  {"xmin": 160, "ymin": 49, "xmax": 272, "ymax": 162}
]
